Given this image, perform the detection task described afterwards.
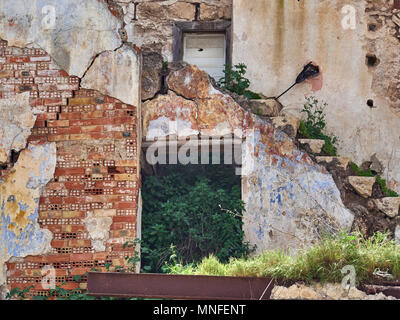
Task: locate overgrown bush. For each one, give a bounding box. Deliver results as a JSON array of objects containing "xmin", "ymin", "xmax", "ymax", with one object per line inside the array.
[
  {"xmin": 217, "ymin": 63, "xmax": 261, "ymax": 99},
  {"xmin": 141, "ymin": 164, "xmax": 252, "ymax": 273},
  {"xmin": 167, "ymin": 232, "xmax": 400, "ymax": 285},
  {"xmin": 298, "ymin": 96, "xmax": 338, "ymax": 156}
]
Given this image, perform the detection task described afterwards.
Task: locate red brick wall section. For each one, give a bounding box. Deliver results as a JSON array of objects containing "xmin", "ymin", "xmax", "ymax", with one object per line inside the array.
[{"xmin": 0, "ymin": 39, "xmax": 139, "ymax": 298}]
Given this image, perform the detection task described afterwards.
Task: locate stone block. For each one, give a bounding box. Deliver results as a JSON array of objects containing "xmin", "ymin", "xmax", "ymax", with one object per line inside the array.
[
  {"xmin": 316, "ymin": 156, "xmax": 351, "ymax": 170},
  {"xmin": 373, "ymin": 197, "xmax": 400, "ymax": 218},
  {"xmin": 348, "ymin": 176, "xmax": 376, "ymax": 198},
  {"xmin": 299, "ymin": 139, "xmax": 325, "ymax": 154},
  {"xmin": 249, "ymin": 99, "xmax": 282, "ymax": 117},
  {"xmin": 271, "ymin": 116, "xmax": 300, "ymax": 138}
]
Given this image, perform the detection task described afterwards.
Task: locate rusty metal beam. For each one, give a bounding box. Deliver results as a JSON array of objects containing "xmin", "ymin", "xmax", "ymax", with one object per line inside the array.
[{"xmin": 87, "ymin": 272, "xmax": 274, "ymax": 300}]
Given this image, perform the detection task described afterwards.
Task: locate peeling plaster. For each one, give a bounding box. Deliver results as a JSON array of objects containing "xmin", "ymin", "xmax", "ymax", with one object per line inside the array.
[
  {"xmin": 0, "ymin": 143, "xmax": 56, "ymax": 288},
  {"xmin": 0, "ymin": 92, "xmax": 34, "ymax": 163},
  {"xmin": 242, "ymin": 119, "xmax": 354, "ymax": 252},
  {"xmin": 83, "ymin": 212, "xmax": 113, "ymax": 252},
  {"xmin": 0, "ymin": 0, "xmax": 123, "ymax": 78},
  {"xmin": 81, "ymin": 44, "xmax": 141, "ymax": 106}
]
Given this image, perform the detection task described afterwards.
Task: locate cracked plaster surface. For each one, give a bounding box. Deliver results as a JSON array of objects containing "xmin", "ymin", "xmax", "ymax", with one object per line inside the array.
[
  {"xmin": 0, "ymin": 0, "xmax": 123, "ymax": 78},
  {"xmin": 0, "ymin": 143, "xmax": 56, "ymax": 288},
  {"xmin": 0, "ymin": 93, "xmax": 34, "ymax": 163}
]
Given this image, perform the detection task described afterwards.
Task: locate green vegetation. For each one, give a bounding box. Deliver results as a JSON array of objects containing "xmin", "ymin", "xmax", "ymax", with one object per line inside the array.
[
  {"xmin": 298, "ymin": 96, "xmax": 338, "ymax": 156},
  {"xmin": 217, "ymin": 63, "xmax": 261, "ymax": 99},
  {"xmin": 167, "ymin": 232, "xmax": 400, "ymax": 285},
  {"xmin": 376, "ymin": 176, "xmax": 399, "ymax": 197},
  {"xmin": 141, "ymin": 163, "xmax": 252, "ymax": 273},
  {"xmin": 350, "ymin": 162, "xmax": 399, "ymax": 197},
  {"xmin": 6, "ymin": 241, "xmax": 142, "ymax": 300},
  {"xmin": 6, "ymin": 285, "xmax": 33, "ymax": 300},
  {"xmin": 6, "ymin": 277, "xmax": 97, "ymax": 301},
  {"xmin": 350, "ymin": 162, "xmax": 374, "ymax": 177}
]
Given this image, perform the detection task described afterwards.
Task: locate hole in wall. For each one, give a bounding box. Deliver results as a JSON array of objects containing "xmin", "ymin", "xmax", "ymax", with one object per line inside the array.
[
  {"xmin": 368, "ymin": 24, "xmax": 376, "ymax": 31},
  {"xmin": 366, "ymin": 54, "xmax": 379, "ymax": 68},
  {"xmin": 10, "ymin": 149, "xmax": 20, "ymax": 164},
  {"xmin": 367, "ymin": 99, "xmax": 374, "ymax": 108}
]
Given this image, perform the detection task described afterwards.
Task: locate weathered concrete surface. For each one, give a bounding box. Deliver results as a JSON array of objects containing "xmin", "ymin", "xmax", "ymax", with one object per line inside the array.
[
  {"xmin": 233, "ymin": 0, "xmax": 400, "ymax": 194},
  {"xmin": 242, "ymin": 118, "xmax": 354, "ymax": 252},
  {"xmin": 0, "ymin": 0, "xmax": 123, "ymax": 77},
  {"xmin": 0, "ymin": 93, "xmax": 34, "ymax": 163},
  {"xmin": 0, "ymin": 143, "xmax": 56, "ymax": 287},
  {"xmin": 143, "ymin": 64, "xmax": 354, "ymax": 252},
  {"xmin": 81, "ymin": 44, "xmax": 141, "ymax": 106}
]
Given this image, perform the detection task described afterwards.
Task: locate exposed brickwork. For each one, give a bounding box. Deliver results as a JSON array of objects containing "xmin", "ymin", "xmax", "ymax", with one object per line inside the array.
[{"xmin": 0, "ymin": 39, "xmax": 139, "ymax": 298}]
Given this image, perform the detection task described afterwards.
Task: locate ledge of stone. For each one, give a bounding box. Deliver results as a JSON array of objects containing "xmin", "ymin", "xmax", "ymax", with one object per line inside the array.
[
  {"xmin": 299, "ymin": 139, "xmax": 326, "ymax": 154},
  {"xmin": 348, "ymin": 176, "xmax": 377, "ymax": 198},
  {"xmin": 316, "ymin": 156, "xmax": 351, "ymax": 170},
  {"xmin": 373, "ymin": 197, "xmax": 400, "ymax": 218},
  {"xmin": 270, "ymin": 116, "xmax": 300, "ymax": 139}
]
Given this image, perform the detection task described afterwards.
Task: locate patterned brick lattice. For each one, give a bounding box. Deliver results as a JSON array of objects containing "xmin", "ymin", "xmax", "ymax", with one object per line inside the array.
[{"xmin": 0, "ymin": 39, "xmax": 139, "ymax": 298}]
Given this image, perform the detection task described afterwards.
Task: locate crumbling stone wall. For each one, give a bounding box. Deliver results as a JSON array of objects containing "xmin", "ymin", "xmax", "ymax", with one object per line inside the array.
[
  {"xmin": 119, "ymin": 0, "xmax": 232, "ymax": 59},
  {"xmin": 143, "ymin": 64, "xmax": 354, "ymax": 254},
  {"xmin": 2, "ymin": 0, "xmax": 396, "ymax": 298},
  {"xmin": 114, "ymin": 0, "xmax": 232, "ymax": 100}
]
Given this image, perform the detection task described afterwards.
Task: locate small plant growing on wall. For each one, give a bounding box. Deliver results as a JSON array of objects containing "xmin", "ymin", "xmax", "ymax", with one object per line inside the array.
[
  {"xmin": 350, "ymin": 162, "xmax": 399, "ymax": 197},
  {"xmin": 298, "ymin": 96, "xmax": 338, "ymax": 156},
  {"xmin": 217, "ymin": 63, "xmax": 261, "ymax": 99}
]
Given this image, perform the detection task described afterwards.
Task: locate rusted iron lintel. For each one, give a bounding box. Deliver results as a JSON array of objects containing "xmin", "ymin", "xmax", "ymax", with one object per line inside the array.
[{"xmin": 87, "ymin": 272, "xmax": 274, "ymax": 300}]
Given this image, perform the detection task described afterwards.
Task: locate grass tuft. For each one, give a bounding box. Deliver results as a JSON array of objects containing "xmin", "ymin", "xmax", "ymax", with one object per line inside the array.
[{"xmin": 167, "ymin": 232, "xmax": 400, "ymax": 285}]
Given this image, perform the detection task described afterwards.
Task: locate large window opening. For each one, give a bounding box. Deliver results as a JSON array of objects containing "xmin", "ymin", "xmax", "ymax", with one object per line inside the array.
[{"xmin": 140, "ymin": 136, "xmax": 250, "ymax": 273}]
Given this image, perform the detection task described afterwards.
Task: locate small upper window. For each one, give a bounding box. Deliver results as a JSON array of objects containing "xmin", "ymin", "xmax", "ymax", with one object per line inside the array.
[{"xmin": 183, "ymin": 33, "xmax": 226, "ymax": 81}]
